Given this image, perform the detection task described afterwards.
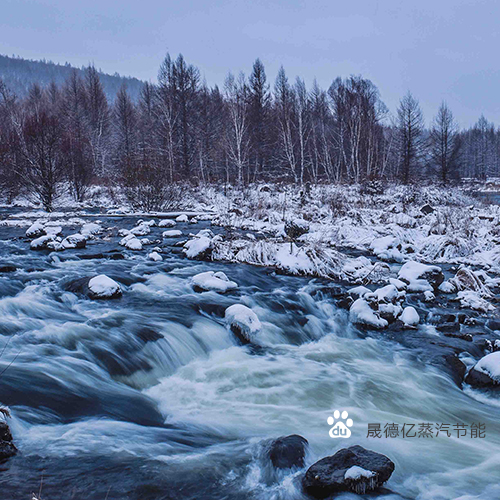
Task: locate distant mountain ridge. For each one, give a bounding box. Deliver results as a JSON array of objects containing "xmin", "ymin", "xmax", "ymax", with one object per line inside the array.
[{"xmin": 0, "ymin": 54, "xmax": 144, "ymax": 101}]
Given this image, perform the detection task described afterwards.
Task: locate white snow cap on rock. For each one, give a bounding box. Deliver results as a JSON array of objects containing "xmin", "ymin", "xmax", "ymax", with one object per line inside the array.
[
  {"xmin": 176, "ymin": 214, "xmax": 189, "ymax": 222},
  {"xmin": 400, "ymin": 306, "xmax": 419, "ymax": 327},
  {"xmin": 61, "ymin": 233, "xmax": 87, "ymax": 250},
  {"xmin": 26, "ymin": 221, "xmax": 45, "ymax": 238},
  {"xmin": 147, "ymin": 251, "xmax": 163, "ymax": 261},
  {"xmin": 119, "ymin": 233, "xmax": 143, "ymax": 250},
  {"xmin": 183, "ymin": 236, "xmax": 211, "ymax": 259},
  {"xmin": 80, "ymin": 222, "xmax": 102, "ymax": 236},
  {"xmin": 88, "ymin": 275, "xmax": 122, "ymax": 299},
  {"xmin": 192, "ymin": 271, "xmax": 238, "ymax": 293},
  {"xmin": 456, "ymin": 291, "xmax": 494, "ymax": 312},
  {"xmin": 130, "ymin": 223, "xmax": 151, "ymax": 236},
  {"xmin": 30, "ymin": 234, "xmax": 54, "ymax": 249},
  {"xmin": 162, "ymin": 230, "xmax": 182, "ymax": 238},
  {"xmin": 349, "ymin": 299, "xmax": 388, "ymax": 329},
  {"xmin": 370, "ymin": 235, "xmax": 404, "ymax": 262},
  {"xmin": 344, "ymin": 466, "xmax": 376, "ymax": 480},
  {"xmin": 225, "ymin": 304, "xmax": 261, "ymax": 342},
  {"xmin": 158, "ymin": 219, "xmax": 177, "ymax": 228},
  {"xmin": 474, "ymin": 351, "xmax": 500, "ymax": 383},
  {"xmin": 398, "ymin": 261, "xmax": 442, "ymax": 292}
]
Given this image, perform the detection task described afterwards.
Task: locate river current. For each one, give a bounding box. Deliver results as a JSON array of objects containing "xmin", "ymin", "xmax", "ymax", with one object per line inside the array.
[{"xmin": 0, "ymin": 210, "xmax": 499, "ymax": 500}]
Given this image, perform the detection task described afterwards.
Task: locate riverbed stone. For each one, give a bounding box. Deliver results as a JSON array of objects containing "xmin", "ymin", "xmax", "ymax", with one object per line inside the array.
[
  {"xmin": 0, "ymin": 422, "xmax": 17, "ymax": 461},
  {"xmin": 268, "ymin": 434, "xmax": 308, "ymax": 469},
  {"xmin": 302, "ymin": 445, "xmax": 395, "ymax": 498}
]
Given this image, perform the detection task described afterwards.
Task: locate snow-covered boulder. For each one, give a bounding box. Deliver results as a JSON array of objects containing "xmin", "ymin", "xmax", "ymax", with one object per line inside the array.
[
  {"xmin": 88, "ymin": 275, "xmax": 122, "ymax": 299},
  {"xmin": 438, "ymin": 280, "xmax": 456, "ymax": 293},
  {"xmin": 176, "ymin": 214, "xmax": 189, "ymax": 223},
  {"xmin": 130, "ymin": 223, "xmax": 151, "ymax": 236},
  {"xmin": 61, "ymin": 233, "xmax": 87, "ymax": 250},
  {"xmin": 400, "ymin": 306, "xmax": 419, "ymax": 328},
  {"xmin": 192, "ymin": 271, "xmax": 238, "ymax": 293},
  {"xmin": 398, "ymin": 261, "xmax": 444, "ymax": 292},
  {"xmin": 30, "ymin": 234, "xmax": 54, "ymax": 250},
  {"xmin": 189, "ymin": 217, "xmax": 198, "ymax": 224},
  {"xmin": 370, "ymin": 236, "xmax": 404, "ymax": 263},
  {"xmin": 147, "ymin": 251, "xmax": 163, "ymax": 261},
  {"xmin": 302, "ymin": 445, "xmax": 395, "ymax": 497},
  {"xmin": 456, "ymin": 291, "xmax": 494, "ymax": 313},
  {"xmin": 158, "ymin": 219, "xmax": 177, "ymax": 228},
  {"xmin": 284, "ymin": 219, "xmax": 309, "ymax": 239},
  {"xmin": 423, "ymin": 291, "xmax": 435, "ymax": 302},
  {"xmin": 44, "ymin": 224, "xmax": 62, "ymax": 236},
  {"xmin": 349, "ymin": 286, "xmax": 371, "ymax": 299},
  {"xmin": 26, "ymin": 221, "xmax": 45, "ymax": 238},
  {"xmin": 465, "ymin": 351, "xmax": 500, "ymax": 387},
  {"xmin": 183, "ymin": 236, "xmax": 212, "ymax": 260},
  {"xmin": 80, "ymin": 222, "xmax": 102, "ymax": 237},
  {"xmin": 119, "ymin": 233, "xmax": 143, "ymax": 251},
  {"xmin": 162, "ymin": 230, "xmax": 183, "ymax": 238},
  {"xmin": 349, "ymin": 299, "xmax": 388, "ymax": 329},
  {"xmin": 225, "ymin": 304, "xmax": 261, "ymax": 343}
]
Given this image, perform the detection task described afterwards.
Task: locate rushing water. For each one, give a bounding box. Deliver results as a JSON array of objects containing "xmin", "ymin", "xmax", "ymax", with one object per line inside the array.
[{"xmin": 0, "ymin": 211, "xmax": 499, "ymax": 500}]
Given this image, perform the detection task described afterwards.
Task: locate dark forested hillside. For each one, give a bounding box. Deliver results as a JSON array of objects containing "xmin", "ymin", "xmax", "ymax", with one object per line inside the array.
[{"xmin": 0, "ymin": 54, "xmax": 144, "ymax": 101}]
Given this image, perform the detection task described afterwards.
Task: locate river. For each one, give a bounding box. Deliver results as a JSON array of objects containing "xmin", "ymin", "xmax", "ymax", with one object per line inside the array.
[{"xmin": 0, "ymin": 210, "xmax": 499, "ymax": 499}]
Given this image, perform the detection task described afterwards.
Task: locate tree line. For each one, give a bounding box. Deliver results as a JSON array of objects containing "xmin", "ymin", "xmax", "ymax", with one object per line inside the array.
[{"xmin": 1, "ymin": 53, "xmax": 499, "ymax": 211}]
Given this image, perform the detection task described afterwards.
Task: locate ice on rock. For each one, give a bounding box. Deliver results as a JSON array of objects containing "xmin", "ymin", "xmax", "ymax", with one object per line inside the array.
[
  {"xmin": 192, "ymin": 271, "xmax": 238, "ymax": 293},
  {"xmin": 400, "ymin": 306, "xmax": 419, "ymax": 328},
  {"xmin": 349, "ymin": 299, "xmax": 388, "ymax": 329},
  {"xmin": 162, "ymin": 230, "xmax": 183, "ymax": 238},
  {"xmin": 183, "ymin": 236, "xmax": 212, "ymax": 259},
  {"xmin": 88, "ymin": 274, "xmax": 122, "ymax": 299},
  {"xmin": 344, "ymin": 466, "xmax": 376, "ymax": 480},
  {"xmin": 26, "ymin": 221, "xmax": 45, "ymax": 238},
  {"xmin": 176, "ymin": 214, "xmax": 189, "ymax": 223},
  {"xmin": 225, "ymin": 304, "xmax": 261, "ymax": 343},
  {"xmin": 158, "ymin": 219, "xmax": 177, "ymax": 228},
  {"xmin": 147, "ymin": 251, "xmax": 163, "ymax": 261}
]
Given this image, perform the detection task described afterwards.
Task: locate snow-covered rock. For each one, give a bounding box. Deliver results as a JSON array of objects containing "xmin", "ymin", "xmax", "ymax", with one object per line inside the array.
[
  {"xmin": 349, "ymin": 286, "xmax": 371, "ymax": 299},
  {"xmin": 225, "ymin": 304, "xmax": 261, "ymax": 343},
  {"xmin": 349, "ymin": 299, "xmax": 388, "ymax": 329},
  {"xmin": 80, "ymin": 223, "xmax": 102, "ymax": 237},
  {"xmin": 398, "ymin": 261, "xmax": 444, "ymax": 291},
  {"xmin": 370, "ymin": 236, "xmax": 404, "ymax": 262},
  {"xmin": 183, "ymin": 236, "xmax": 212, "ymax": 260},
  {"xmin": 119, "ymin": 233, "xmax": 143, "ymax": 251},
  {"xmin": 30, "ymin": 234, "xmax": 54, "ymax": 250},
  {"xmin": 456, "ymin": 291, "xmax": 494, "ymax": 312},
  {"xmin": 60, "ymin": 233, "xmax": 87, "ymax": 250},
  {"xmin": 147, "ymin": 251, "xmax": 163, "ymax": 261},
  {"xmin": 44, "ymin": 224, "xmax": 62, "ymax": 236},
  {"xmin": 130, "ymin": 223, "xmax": 151, "ymax": 236},
  {"xmin": 189, "ymin": 217, "xmax": 198, "ymax": 224},
  {"xmin": 192, "ymin": 271, "xmax": 238, "ymax": 293},
  {"xmin": 465, "ymin": 351, "xmax": 500, "ymax": 387},
  {"xmin": 400, "ymin": 306, "xmax": 419, "ymax": 328},
  {"xmin": 158, "ymin": 219, "xmax": 177, "ymax": 228},
  {"xmin": 423, "ymin": 290, "xmax": 435, "ymax": 302},
  {"xmin": 88, "ymin": 275, "xmax": 122, "ymax": 299},
  {"xmin": 438, "ymin": 280, "xmax": 456, "ymax": 293},
  {"xmin": 162, "ymin": 230, "xmax": 183, "ymax": 238},
  {"xmin": 26, "ymin": 221, "xmax": 45, "ymax": 238},
  {"xmin": 176, "ymin": 214, "xmax": 189, "ymax": 223}
]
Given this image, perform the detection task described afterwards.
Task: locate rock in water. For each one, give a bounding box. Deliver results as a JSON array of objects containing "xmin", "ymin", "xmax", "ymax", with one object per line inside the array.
[
  {"xmin": 26, "ymin": 221, "xmax": 45, "ymax": 238},
  {"xmin": 465, "ymin": 351, "xmax": 500, "ymax": 387},
  {"xmin": 225, "ymin": 304, "xmax": 261, "ymax": 343},
  {"xmin": 400, "ymin": 306, "xmax": 420, "ymax": 328},
  {"xmin": 192, "ymin": 271, "xmax": 238, "ymax": 293},
  {"xmin": 302, "ymin": 445, "xmax": 395, "ymax": 498},
  {"xmin": 420, "ymin": 204, "xmax": 435, "ymax": 215},
  {"xmin": 0, "ymin": 422, "xmax": 17, "ymax": 461},
  {"xmin": 88, "ymin": 275, "xmax": 122, "ymax": 299},
  {"xmin": 176, "ymin": 214, "xmax": 189, "ymax": 222},
  {"xmin": 268, "ymin": 435, "xmax": 308, "ymax": 469},
  {"xmin": 61, "ymin": 233, "xmax": 87, "ymax": 250},
  {"xmin": 158, "ymin": 219, "xmax": 177, "ymax": 228}
]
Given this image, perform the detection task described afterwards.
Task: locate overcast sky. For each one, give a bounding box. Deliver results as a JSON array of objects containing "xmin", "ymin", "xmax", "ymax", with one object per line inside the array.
[{"xmin": 2, "ymin": 0, "xmax": 499, "ymax": 126}]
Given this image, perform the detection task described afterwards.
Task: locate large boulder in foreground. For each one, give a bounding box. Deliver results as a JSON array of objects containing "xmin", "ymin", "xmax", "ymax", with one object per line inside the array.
[
  {"xmin": 268, "ymin": 434, "xmax": 308, "ymax": 469},
  {"xmin": 302, "ymin": 445, "xmax": 395, "ymax": 498},
  {"xmin": 88, "ymin": 275, "xmax": 122, "ymax": 300},
  {"xmin": 0, "ymin": 422, "xmax": 17, "ymax": 461},
  {"xmin": 225, "ymin": 304, "xmax": 261, "ymax": 343},
  {"xmin": 398, "ymin": 261, "xmax": 444, "ymax": 292},
  {"xmin": 465, "ymin": 351, "xmax": 500, "ymax": 387}
]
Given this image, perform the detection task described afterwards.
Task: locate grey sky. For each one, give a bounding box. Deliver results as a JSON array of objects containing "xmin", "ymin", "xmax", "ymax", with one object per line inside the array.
[{"xmin": 2, "ymin": 0, "xmax": 499, "ymax": 126}]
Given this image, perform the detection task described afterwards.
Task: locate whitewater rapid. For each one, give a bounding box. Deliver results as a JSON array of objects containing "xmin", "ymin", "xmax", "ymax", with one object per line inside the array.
[{"xmin": 0, "ymin": 211, "xmax": 499, "ymax": 499}]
